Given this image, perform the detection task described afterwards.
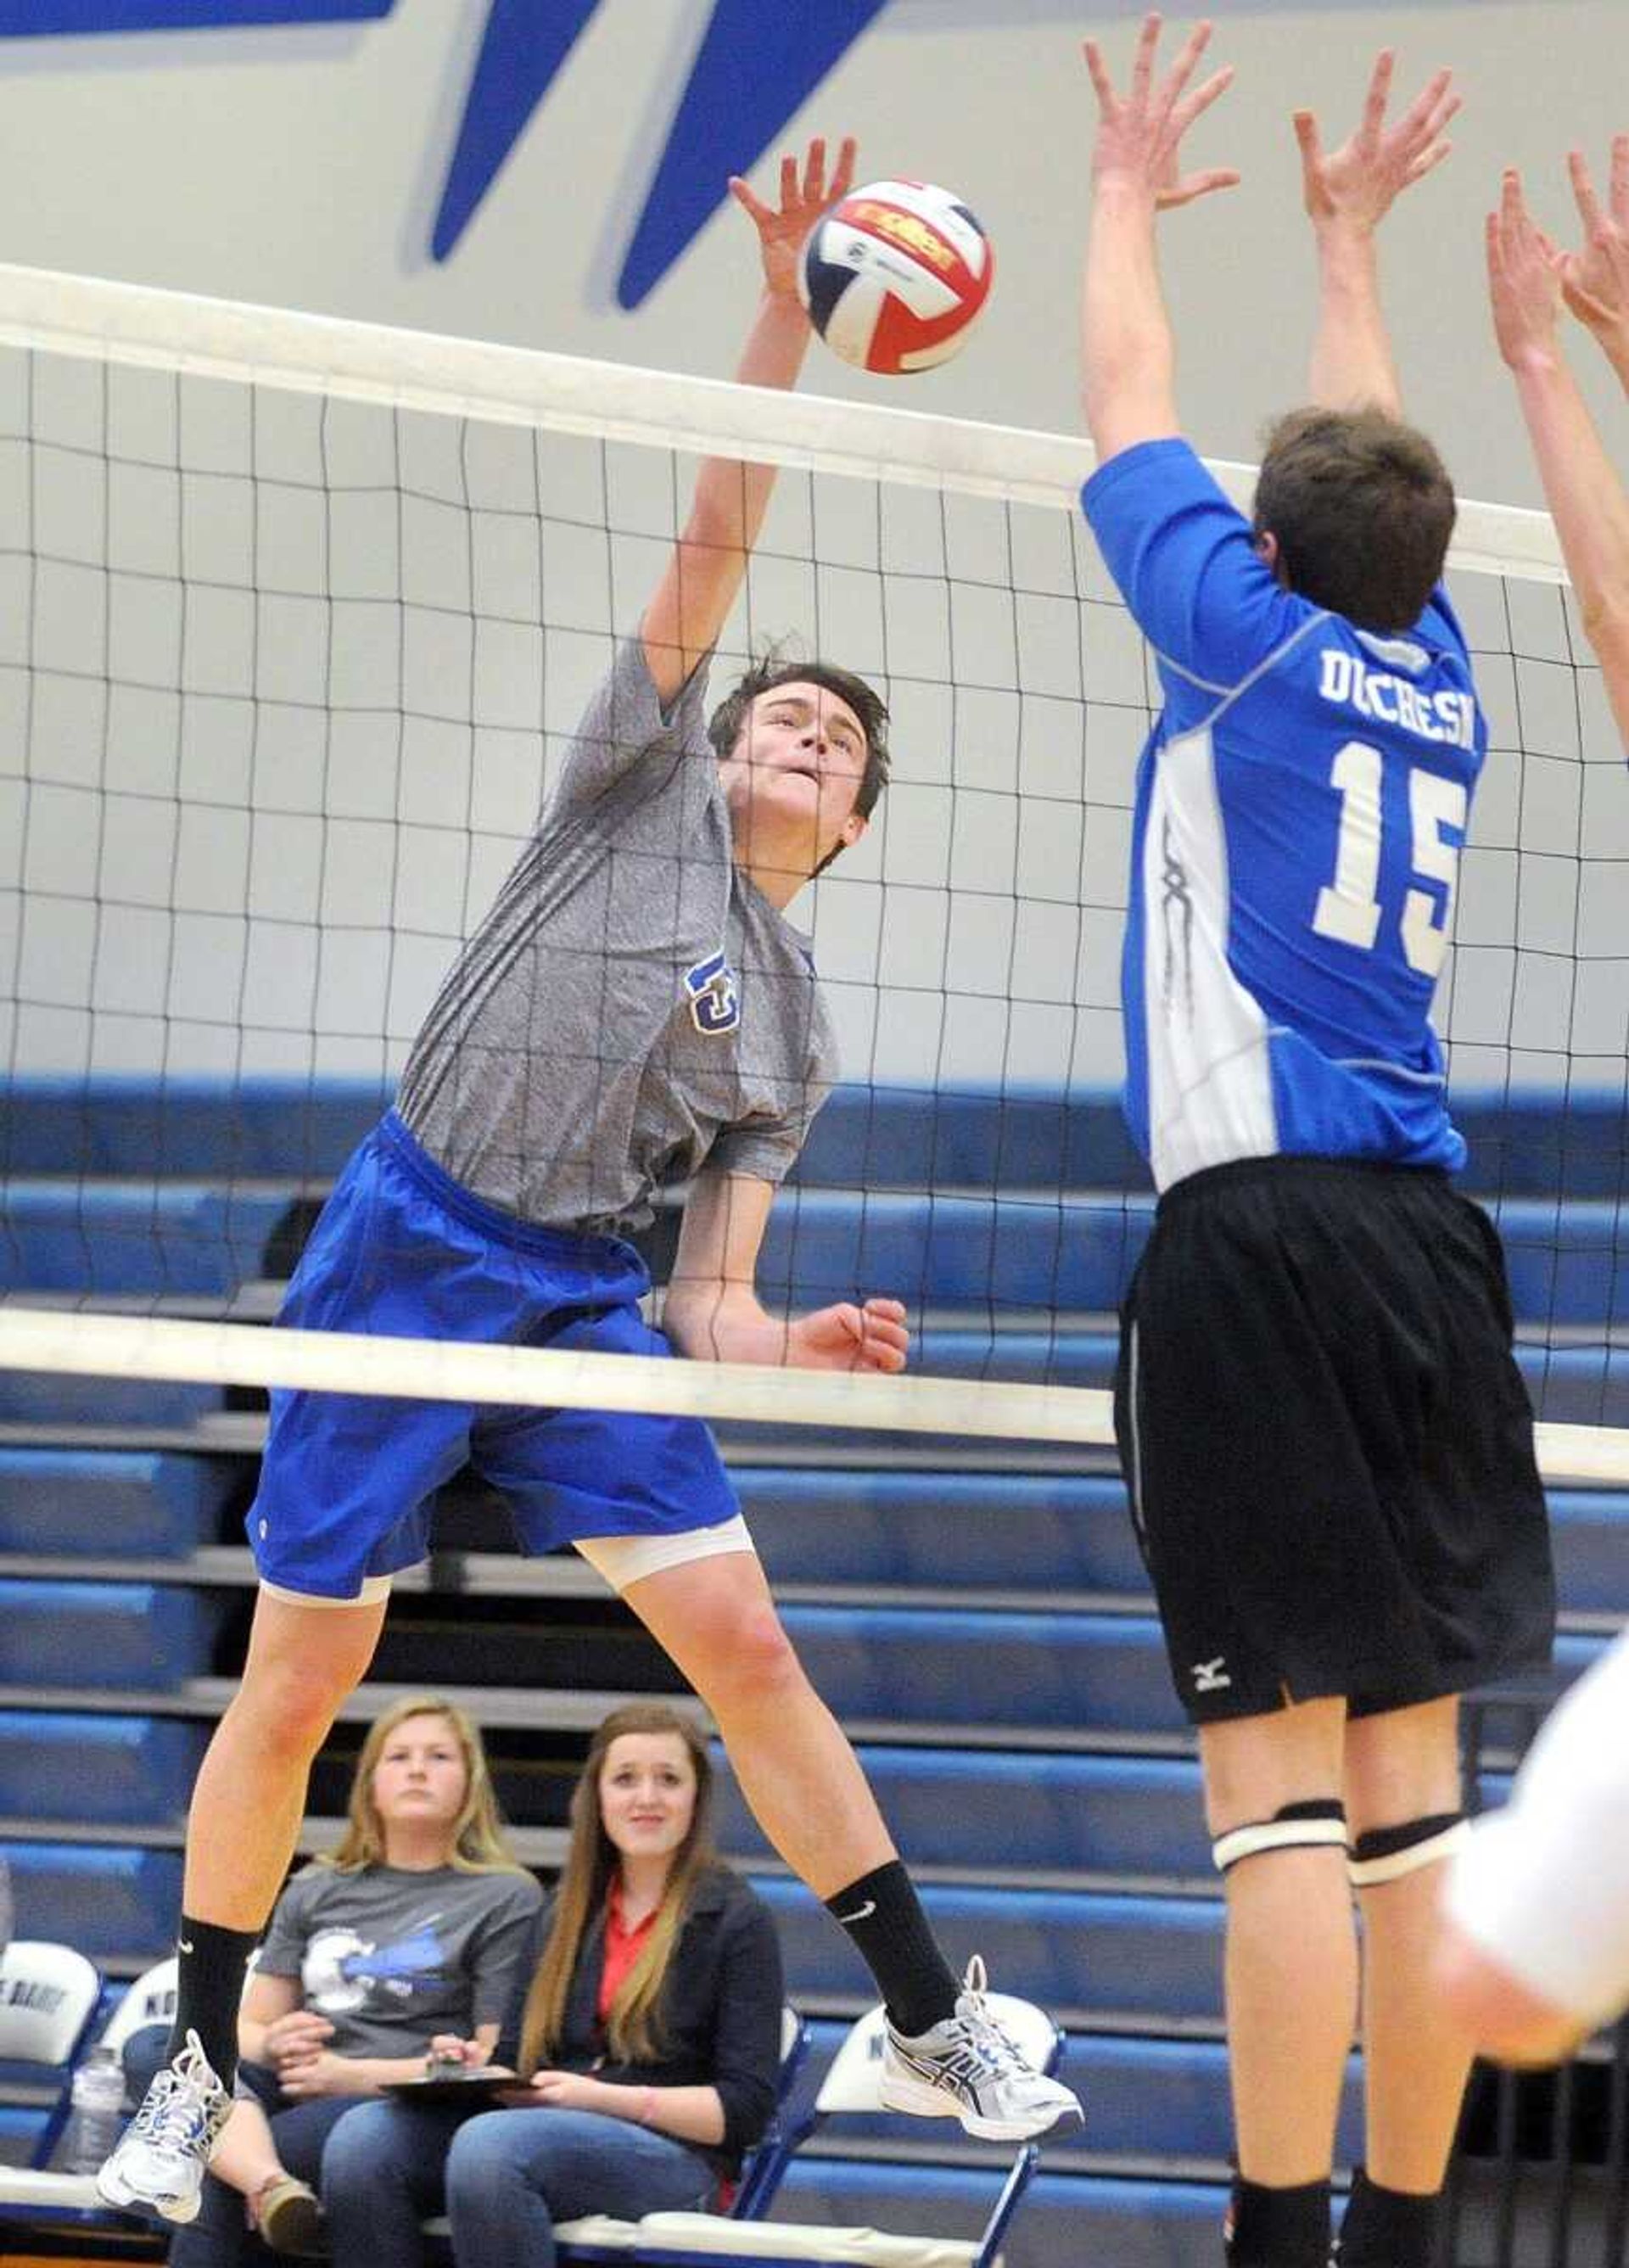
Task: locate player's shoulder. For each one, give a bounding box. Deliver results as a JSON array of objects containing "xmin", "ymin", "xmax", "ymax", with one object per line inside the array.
[
  {"xmin": 580, "ymin": 636, "xmax": 715, "ymax": 757},
  {"xmin": 1082, "ymin": 434, "xmax": 1219, "ymax": 519}
]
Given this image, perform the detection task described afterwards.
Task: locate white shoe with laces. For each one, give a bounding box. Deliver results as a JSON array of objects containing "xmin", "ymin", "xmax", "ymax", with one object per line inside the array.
[
  {"xmin": 95, "ymin": 2030, "xmax": 232, "ymax": 2224},
  {"xmin": 880, "ymin": 1955, "xmax": 1083, "ymax": 2142}
]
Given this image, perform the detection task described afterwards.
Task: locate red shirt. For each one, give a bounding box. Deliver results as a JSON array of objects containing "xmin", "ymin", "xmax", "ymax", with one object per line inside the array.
[{"xmin": 598, "ymin": 1878, "xmax": 658, "ymax": 2022}]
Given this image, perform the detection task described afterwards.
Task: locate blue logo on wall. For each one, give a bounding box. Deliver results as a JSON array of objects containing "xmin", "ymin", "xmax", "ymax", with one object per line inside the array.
[
  {"xmin": 436, "ymin": 0, "xmax": 889, "ymax": 304},
  {"xmin": 1, "ymin": 0, "xmax": 889, "ymax": 308},
  {"xmin": 11, "ymin": 1, "xmax": 1490, "ymax": 304}
]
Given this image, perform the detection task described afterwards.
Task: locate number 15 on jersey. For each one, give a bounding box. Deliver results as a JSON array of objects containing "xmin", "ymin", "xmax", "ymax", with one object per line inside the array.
[{"xmin": 1312, "ymin": 739, "xmax": 1467, "ymax": 978}]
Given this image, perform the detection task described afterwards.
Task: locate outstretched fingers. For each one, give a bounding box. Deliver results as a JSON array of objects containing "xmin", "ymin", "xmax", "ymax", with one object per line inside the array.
[
  {"xmin": 1499, "ymin": 163, "xmax": 1529, "ymax": 243},
  {"xmin": 1170, "ymin": 59, "xmax": 1235, "ymax": 144},
  {"xmin": 1292, "ymin": 105, "xmax": 1324, "ymax": 174},
  {"xmin": 1082, "ymin": 36, "xmax": 1119, "ymax": 118},
  {"xmin": 728, "ymin": 133, "xmax": 859, "ymax": 255},
  {"xmin": 827, "ymin": 134, "xmax": 858, "ymax": 206},
  {"xmin": 1612, "ymin": 132, "xmax": 1629, "ymax": 229},
  {"xmin": 1560, "ymin": 143, "xmax": 1629, "ymax": 330},
  {"xmin": 727, "ymin": 175, "xmax": 775, "ymax": 227},
  {"xmin": 1403, "ymin": 135, "xmax": 1456, "ymax": 191},
  {"xmin": 1085, "ymin": 13, "xmax": 1235, "ymax": 209},
  {"xmin": 1151, "ymin": 17, "xmax": 1215, "ymax": 123},
  {"xmin": 1358, "ymin": 48, "xmax": 1396, "ymax": 151},
  {"xmin": 1397, "ymin": 66, "xmax": 1456, "ymax": 147},
  {"xmin": 1163, "ymin": 162, "xmax": 1242, "ymax": 209},
  {"xmin": 1487, "ymin": 166, "xmax": 1565, "ymax": 365},
  {"xmin": 1569, "ymin": 146, "xmax": 1606, "ymax": 239},
  {"xmin": 801, "ymin": 138, "xmax": 827, "ymax": 209},
  {"xmin": 1128, "ymin": 9, "xmax": 1162, "ymax": 111}
]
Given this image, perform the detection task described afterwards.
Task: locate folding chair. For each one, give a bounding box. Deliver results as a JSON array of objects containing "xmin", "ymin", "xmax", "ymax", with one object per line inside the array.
[
  {"xmin": 552, "ymin": 1992, "xmax": 1063, "ymax": 2268},
  {"xmin": 98, "ymin": 1953, "xmax": 179, "ymax": 2059},
  {"xmin": 721, "ymin": 2004, "xmax": 813, "ymax": 2222},
  {"xmin": 0, "ymin": 1937, "xmax": 109, "ymax": 2224}
]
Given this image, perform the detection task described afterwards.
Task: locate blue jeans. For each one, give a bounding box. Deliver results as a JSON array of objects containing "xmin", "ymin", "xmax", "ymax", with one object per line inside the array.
[{"xmin": 321, "ymin": 2101, "xmax": 718, "ymax": 2268}]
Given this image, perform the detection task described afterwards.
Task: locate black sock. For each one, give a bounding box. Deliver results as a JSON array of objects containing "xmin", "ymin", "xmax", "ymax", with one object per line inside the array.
[
  {"xmin": 167, "ymin": 1916, "xmax": 260, "ymax": 2088},
  {"xmin": 1226, "ymin": 2177, "xmax": 1332, "ymax": 2268},
  {"xmin": 1335, "ymin": 2168, "xmax": 1444, "ymax": 2268},
  {"xmin": 824, "ymin": 1860, "xmax": 959, "ymax": 2036}
]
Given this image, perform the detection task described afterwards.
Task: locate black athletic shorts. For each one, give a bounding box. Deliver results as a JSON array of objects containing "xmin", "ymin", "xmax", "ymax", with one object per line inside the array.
[{"xmin": 1112, "ymin": 1154, "xmax": 1555, "ymax": 1725}]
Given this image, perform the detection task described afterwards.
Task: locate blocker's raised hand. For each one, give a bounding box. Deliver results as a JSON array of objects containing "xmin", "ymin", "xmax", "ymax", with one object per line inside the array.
[
  {"xmin": 1083, "ymin": 14, "xmax": 1240, "ymax": 213},
  {"xmin": 1295, "ymin": 49, "xmax": 1459, "ymax": 236},
  {"xmin": 730, "ymin": 135, "xmax": 858, "ymax": 303},
  {"xmin": 1558, "ymin": 139, "xmax": 1629, "ymax": 350},
  {"xmin": 1487, "ymin": 168, "xmax": 1566, "ymax": 372}
]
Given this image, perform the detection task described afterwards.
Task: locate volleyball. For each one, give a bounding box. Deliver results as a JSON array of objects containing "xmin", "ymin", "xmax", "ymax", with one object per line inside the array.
[{"xmin": 798, "ymin": 178, "xmax": 993, "ymax": 375}]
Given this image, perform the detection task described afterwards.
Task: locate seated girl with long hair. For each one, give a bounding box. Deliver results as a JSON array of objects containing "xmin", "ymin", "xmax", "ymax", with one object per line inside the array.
[
  {"xmin": 320, "ymin": 1701, "xmax": 785, "ymax": 2268},
  {"xmin": 168, "ymin": 1694, "xmax": 541, "ymax": 2262}
]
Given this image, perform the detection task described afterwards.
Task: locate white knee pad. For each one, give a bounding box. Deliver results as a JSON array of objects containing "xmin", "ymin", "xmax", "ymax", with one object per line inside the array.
[
  {"xmin": 1212, "ymin": 1799, "xmax": 1348, "ymax": 1873},
  {"xmin": 1348, "ymin": 1811, "xmax": 1469, "ymax": 1887}
]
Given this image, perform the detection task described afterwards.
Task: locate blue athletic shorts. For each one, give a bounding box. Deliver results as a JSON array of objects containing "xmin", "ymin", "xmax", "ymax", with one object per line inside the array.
[{"xmin": 247, "ymin": 1113, "xmax": 741, "ymax": 1602}]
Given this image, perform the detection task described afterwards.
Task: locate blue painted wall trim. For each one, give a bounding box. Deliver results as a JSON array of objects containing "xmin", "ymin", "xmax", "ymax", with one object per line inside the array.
[{"xmin": 0, "ymin": 0, "xmax": 390, "ymax": 28}]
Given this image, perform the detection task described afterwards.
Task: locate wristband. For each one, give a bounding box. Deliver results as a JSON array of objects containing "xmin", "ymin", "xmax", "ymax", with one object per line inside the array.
[{"xmin": 638, "ymin": 2086, "xmax": 657, "ymax": 2126}]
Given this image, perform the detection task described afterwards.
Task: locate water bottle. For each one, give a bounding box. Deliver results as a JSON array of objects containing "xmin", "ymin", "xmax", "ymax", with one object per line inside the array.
[{"xmin": 63, "ymin": 2044, "xmax": 126, "ymax": 2176}]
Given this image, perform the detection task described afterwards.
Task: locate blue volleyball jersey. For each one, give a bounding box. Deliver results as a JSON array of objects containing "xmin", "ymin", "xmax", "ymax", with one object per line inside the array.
[{"xmin": 1082, "ymin": 438, "xmax": 1483, "ymax": 1193}]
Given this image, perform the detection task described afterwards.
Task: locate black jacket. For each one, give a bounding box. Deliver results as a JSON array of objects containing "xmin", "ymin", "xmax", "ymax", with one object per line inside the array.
[{"xmin": 508, "ymin": 1865, "xmax": 784, "ymax": 2176}]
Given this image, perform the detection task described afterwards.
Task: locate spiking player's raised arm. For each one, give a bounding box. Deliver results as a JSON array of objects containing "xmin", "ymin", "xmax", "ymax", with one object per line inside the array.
[
  {"xmin": 1488, "ymin": 160, "xmax": 1629, "ymax": 750},
  {"xmin": 641, "ymin": 137, "xmax": 854, "ymax": 707}
]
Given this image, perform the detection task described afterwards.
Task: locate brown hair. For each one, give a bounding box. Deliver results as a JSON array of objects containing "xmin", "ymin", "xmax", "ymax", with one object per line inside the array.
[
  {"xmin": 321, "ymin": 1694, "xmax": 524, "ymax": 1877},
  {"xmin": 1252, "ymin": 406, "xmax": 1457, "ymax": 633},
  {"xmin": 519, "ymin": 1704, "xmax": 715, "ymax": 2074},
  {"xmin": 708, "ymin": 646, "xmax": 891, "ymax": 865}
]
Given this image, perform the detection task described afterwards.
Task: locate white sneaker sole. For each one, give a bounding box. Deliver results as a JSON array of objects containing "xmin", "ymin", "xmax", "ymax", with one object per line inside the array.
[
  {"xmin": 877, "ymin": 2068, "xmax": 1078, "ymax": 2143},
  {"xmin": 96, "ymin": 2157, "xmax": 204, "ymax": 2224}
]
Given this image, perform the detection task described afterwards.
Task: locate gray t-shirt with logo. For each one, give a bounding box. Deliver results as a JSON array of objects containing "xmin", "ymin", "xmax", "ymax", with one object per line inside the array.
[
  {"xmin": 397, "ymin": 640, "xmax": 841, "ymax": 1235},
  {"xmin": 256, "ymin": 1861, "xmax": 542, "ymax": 2060}
]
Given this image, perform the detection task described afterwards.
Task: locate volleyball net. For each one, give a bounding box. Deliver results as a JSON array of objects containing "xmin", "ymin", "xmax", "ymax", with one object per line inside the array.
[{"xmin": 0, "ymin": 262, "xmax": 1626, "ymax": 1482}]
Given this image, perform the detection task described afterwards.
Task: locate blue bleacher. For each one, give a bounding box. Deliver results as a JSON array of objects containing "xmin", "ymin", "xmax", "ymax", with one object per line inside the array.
[
  {"xmin": 741, "ymin": 1471, "xmax": 1150, "ymax": 1594},
  {"xmin": 0, "ymin": 1712, "xmax": 205, "ymax": 1825},
  {"xmin": 0, "ymin": 1184, "xmax": 290, "ymax": 1296},
  {"xmin": 723, "ymin": 1749, "xmax": 1202, "ymax": 1879},
  {"xmin": 753, "ymin": 1878, "xmax": 1229, "ymax": 2025},
  {"xmin": 0, "ymin": 1450, "xmax": 232, "ymax": 1557},
  {"xmin": 5, "ymin": 1844, "xmax": 182, "ymax": 1962},
  {"xmin": 0, "ymin": 1580, "xmax": 226, "ymax": 1690},
  {"xmin": 0, "ymin": 1074, "xmax": 1625, "ymax": 2267},
  {"xmin": 6, "ymin": 1077, "xmax": 1629, "ymax": 1198},
  {"xmin": 0, "ymin": 1369, "xmax": 227, "ymax": 1428}
]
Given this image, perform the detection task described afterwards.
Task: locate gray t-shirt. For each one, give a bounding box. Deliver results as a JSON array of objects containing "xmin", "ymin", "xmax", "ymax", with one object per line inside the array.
[
  {"xmin": 397, "ymin": 640, "xmax": 840, "ymax": 1234},
  {"xmin": 256, "ymin": 1860, "xmax": 542, "ymax": 2060}
]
